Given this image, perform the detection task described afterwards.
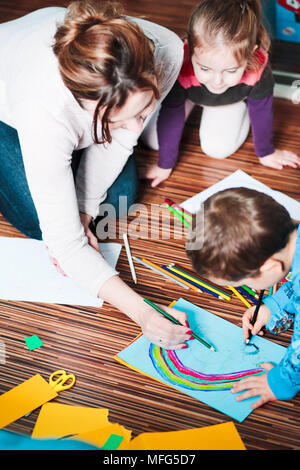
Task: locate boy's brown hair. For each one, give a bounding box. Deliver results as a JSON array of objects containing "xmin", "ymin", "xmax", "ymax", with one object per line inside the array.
[{"xmin": 186, "ymin": 187, "xmax": 298, "ymax": 282}]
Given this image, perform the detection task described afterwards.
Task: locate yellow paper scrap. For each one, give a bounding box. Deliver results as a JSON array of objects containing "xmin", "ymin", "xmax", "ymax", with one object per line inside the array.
[
  {"xmin": 119, "ymin": 422, "xmax": 246, "ymax": 450},
  {"xmin": 32, "ymin": 402, "xmax": 110, "ymax": 439},
  {"xmin": 0, "ymin": 374, "xmax": 57, "ymax": 429},
  {"xmin": 72, "ymin": 423, "xmax": 132, "ymax": 449}
]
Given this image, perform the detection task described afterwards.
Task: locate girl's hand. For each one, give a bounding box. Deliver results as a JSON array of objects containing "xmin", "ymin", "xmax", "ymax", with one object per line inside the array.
[
  {"xmin": 231, "ymin": 363, "xmax": 277, "ymax": 409},
  {"xmin": 139, "ymin": 163, "xmax": 172, "ymax": 187},
  {"xmin": 260, "ymin": 149, "xmax": 300, "ymax": 170},
  {"xmin": 138, "ymin": 303, "xmax": 193, "ymax": 350},
  {"xmin": 242, "ymin": 304, "xmax": 271, "ymax": 342}
]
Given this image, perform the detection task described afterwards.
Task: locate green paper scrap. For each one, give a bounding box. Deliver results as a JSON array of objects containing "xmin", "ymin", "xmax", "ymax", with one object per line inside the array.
[
  {"xmin": 24, "ymin": 335, "xmax": 43, "ymax": 351},
  {"xmin": 101, "ymin": 434, "xmax": 124, "ymax": 450}
]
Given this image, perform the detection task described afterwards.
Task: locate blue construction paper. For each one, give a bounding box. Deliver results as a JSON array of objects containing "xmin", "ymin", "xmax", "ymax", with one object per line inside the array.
[{"xmin": 116, "ymin": 298, "xmax": 286, "ymax": 422}]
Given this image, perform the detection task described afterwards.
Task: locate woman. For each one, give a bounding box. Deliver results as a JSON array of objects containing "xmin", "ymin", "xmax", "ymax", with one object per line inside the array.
[{"xmin": 0, "ymin": 1, "xmax": 190, "ymax": 349}]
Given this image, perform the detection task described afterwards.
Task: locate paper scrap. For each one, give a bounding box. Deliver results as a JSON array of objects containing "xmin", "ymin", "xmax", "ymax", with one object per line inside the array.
[
  {"xmin": 119, "ymin": 422, "xmax": 246, "ymax": 450},
  {"xmin": 32, "ymin": 403, "xmax": 110, "ymax": 439},
  {"xmin": 0, "ymin": 375, "xmax": 57, "ymax": 429},
  {"xmin": 24, "ymin": 335, "xmax": 43, "ymax": 351}
]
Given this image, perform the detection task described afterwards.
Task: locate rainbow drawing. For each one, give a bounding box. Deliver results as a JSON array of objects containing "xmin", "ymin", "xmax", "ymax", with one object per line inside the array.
[{"xmin": 149, "ymin": 344, "xmax": 264, "ymax": 391}]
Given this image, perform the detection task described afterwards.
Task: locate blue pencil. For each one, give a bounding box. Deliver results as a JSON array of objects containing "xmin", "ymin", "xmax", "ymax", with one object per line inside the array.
[
  {"xmin": 236, "ymin": 287, "xmax": 257, "ymax": 304},
  {"xmin": 161, "ymin": 266, "xmax": 223, "ymax": 300}
]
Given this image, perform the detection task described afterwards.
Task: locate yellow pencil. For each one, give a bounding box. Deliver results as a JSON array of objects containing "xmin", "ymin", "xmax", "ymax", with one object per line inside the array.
[
  {"xmin": 227, "ymin": 286, "xmax": 251, "ymax": 308},
  {"xmin": 141, "ymin": 258, "xmax": 201, "ymax": 293},
  {"xmin": 168, "ymin": 266, "xmax": 231, "ymax": 301}
]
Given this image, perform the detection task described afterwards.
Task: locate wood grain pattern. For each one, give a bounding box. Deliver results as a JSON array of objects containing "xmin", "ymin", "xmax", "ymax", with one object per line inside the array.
[{"xmin": 0, "ymin": 0, "xmax": 299, "ymax": 450}]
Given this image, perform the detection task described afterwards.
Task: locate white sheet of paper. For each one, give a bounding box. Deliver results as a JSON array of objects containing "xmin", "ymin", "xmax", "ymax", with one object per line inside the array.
[
  {"xmin": 181, "ymin": 170, "xmax": 300, "ymax": 219},
  {"xmin": 0, "ymin": 238, "xmax": 122, "ymax": 307}
]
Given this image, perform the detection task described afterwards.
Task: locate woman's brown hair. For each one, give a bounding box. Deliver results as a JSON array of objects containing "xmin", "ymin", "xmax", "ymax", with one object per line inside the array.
[
  {"xmin": 53, "ymin": 0, "xmax": 160, "ymax": 144},
  {"xmin": 186, "ymin": 187, "xmax": 298, "ymax": 282},
  {"xmin": 187, "ymin": 0, "xmax": 271, "ymax": 71}
]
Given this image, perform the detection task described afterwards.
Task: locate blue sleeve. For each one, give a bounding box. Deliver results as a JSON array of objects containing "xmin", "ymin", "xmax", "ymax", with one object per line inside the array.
[{"xmin": 263, "ymin": 276, "xmax": 300, "ymax": 400}]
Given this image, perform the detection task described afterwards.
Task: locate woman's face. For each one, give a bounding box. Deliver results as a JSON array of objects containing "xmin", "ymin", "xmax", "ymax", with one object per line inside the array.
[{"xmin": 107, "ymin": 89, "xmax": 156, "ymax": 134}]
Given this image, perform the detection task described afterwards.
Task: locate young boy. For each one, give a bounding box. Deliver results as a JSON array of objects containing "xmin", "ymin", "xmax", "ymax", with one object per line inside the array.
[{"xmin": 186, "ymin": 187, "xmax": 300, "ymax": 409}]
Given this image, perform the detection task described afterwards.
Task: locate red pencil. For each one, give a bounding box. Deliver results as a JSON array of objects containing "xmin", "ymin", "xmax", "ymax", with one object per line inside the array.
[{"xmin": 164, "ymin": 198, "xmax": 194, "ymax": 217}]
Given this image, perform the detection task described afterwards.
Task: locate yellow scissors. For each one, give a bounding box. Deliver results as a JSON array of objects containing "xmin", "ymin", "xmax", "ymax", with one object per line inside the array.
[{"xmin": 49, "ymin": 370, "xmax": 76, "ymax": 392}]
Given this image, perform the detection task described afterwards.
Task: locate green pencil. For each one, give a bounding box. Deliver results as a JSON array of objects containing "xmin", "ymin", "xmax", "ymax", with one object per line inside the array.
[
  {"xmin": 143, "ymin": 298, "xmax": 216, "ymax": 351},
  {"xmin": 241, "ymin": 285, "xmax": 259, "ymax": 300},
  {"xmin": 166, "ymin": 204, "xmax": 191, "ymax": 228}
]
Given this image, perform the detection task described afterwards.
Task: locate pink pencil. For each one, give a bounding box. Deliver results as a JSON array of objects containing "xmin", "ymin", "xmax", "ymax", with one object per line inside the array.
[{"xmin": 164, "ymin": 198, "xmax": 194, "ymax": 218}]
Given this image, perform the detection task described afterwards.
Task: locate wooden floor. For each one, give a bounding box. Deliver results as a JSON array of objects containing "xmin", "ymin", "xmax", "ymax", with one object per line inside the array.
[{"xmin": 0, "ymin": 1, "xmax": 299, "ymax": 451}]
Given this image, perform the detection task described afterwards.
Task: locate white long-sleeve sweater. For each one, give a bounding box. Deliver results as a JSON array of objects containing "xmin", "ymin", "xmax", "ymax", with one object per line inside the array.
[{"xmin": 0, "ymin": 7, "xmax": 183, "ymax": 297}]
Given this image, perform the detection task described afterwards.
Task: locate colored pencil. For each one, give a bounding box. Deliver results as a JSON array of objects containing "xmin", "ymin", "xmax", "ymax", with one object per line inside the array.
[
  {"xmin": 236, "ymin": 287, "xmax": 257, "ymax": 304},
  {"xmin": 161, "ymin": 266, "xmax": 223, "ymax": 300},
  {"xmin": 133, "ymin": 256, "xmax": 190, "ymax": 290},
  {"xmin": 164, "ymin": 198, "xmax": 193, "ymax": 220},
  {"xmin": 227, "ymin": 286, "xmax": 251, "ymax": 308},
  {"xmin": 138, "ymin": 259, "xmax": 200, "ymax": 293},
  {"xmin": 268, "ymin": 286, "xmax": 273, "ymax": 296},
  {"xmin": 123, "ymin": 233, "xmax": 137, "ymax": 284},
  {"xmin": 240, "ymin": 285, "xmax": 259, "ymax": 300},
  {"xmin": 166, "ymin": 204, "xmax": 191, "ymax": 228},
  {"xmin": 167, "ymin": 265, "xmax": 231, "ymax": 300},
  {"xmin": 246, "ymin": 289, "xmax": 265, "ymax": 344},
  {"xmin": 165, "ymin": 198, "xmax": 194, "ymax": 220},
  {"xmin": 143, "ymin": 297, "xmax": 216, "ymax": 351}
]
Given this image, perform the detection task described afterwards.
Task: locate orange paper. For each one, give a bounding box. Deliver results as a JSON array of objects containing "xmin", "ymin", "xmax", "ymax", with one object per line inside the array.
[
  {"xmin": 0, "ymin": 374, "xmax": 57, "ymax": 429},
  {"xmin": 32, "ymin": 403, "xmax": 110, "ymax": 439},
  {"xmin": 72, "ymin": 423, "xmax": 132, "ymax": 449},
  {"xmin": 119, "ymin": 422, "xmax": 246, "ymax": 450}
]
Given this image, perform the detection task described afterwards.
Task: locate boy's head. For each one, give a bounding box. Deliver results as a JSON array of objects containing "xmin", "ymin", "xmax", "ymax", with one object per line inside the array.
[{"xmin": 186, "ymin": 187, "xmax": 298, "ymax": 290}]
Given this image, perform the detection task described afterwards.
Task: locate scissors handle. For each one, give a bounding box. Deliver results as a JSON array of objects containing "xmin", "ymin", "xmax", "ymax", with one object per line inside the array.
[{"xmin": 49, "ymin": 370, "xmax": 76, "ymax": 392}]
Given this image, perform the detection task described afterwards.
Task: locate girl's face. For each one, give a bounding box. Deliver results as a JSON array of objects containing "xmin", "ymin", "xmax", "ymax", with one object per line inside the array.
[{"xmin": 191, "ymin": 44, "xmax": 247, "ymax": 94}]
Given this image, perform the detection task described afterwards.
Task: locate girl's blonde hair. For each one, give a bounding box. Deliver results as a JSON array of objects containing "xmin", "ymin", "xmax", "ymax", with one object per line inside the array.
[
  {"xmin": 53, "ymin": 1, "xmax": 160, "ymax": 143},
  {"xmin": 188, "ymin": 0, "xmax": 271, "ymax": 70}
]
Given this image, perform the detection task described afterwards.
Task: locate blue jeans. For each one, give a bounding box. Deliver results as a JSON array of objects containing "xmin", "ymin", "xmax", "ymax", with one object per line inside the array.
[{"xmin": 0, "ymin": 121, "xmax": 139, "ymax": 240}]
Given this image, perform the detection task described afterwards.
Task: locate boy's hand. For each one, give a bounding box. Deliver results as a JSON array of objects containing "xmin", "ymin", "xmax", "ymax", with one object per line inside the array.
[
  {"xmin": 231, "ymin": 363, "xmax": 277, "ymax": 409},
  {"xmin": 242, "ymin": 304, "xmax": 271, "ymax": 342},
  {"xmin": 139, "ymin": 163, "xmax": 172, "ymax": 187},
  {"xmin": 260, "ymin": 149, "xmax": 300, "ymax": 170}
]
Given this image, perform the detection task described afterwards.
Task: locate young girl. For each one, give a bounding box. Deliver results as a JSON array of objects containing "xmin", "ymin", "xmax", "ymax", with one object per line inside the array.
[
  {"xmin": 141, "ymin": 0, "xmax": 300, "ymax": 187},
  {"xmin": 0, "ymin": 1, "xmax": 190, "ymax": 349}
]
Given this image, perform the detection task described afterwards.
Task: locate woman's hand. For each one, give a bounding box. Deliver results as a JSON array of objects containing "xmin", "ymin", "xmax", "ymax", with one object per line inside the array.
[
  {"xmin": 79, "ymin": 211, "xmax": 101, "ymax": 253},
  {"xmin": 231, "ymin": 363, "xmax": 277, "ymax": 409},
  {"xmin": 138, "ymin": 303, "xmax": 193, "ymax": 349},
  {"xmin": 260, "ymin": 149, "xmax": 300, "ymax": 170},
  {"xmin": 46, "ymin": 212, "xmax": 100, "ymax": 275},
  {"xmin": 241, "ymin": 304, "xmax": 271, "ymax": 342},
  {"xmin": 98, "ymin": 275, "xmax": 193, "ymax": 349},
  {"xmin": 139, "ymin": 163, "xmax": 172, "ymax": 187}
]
